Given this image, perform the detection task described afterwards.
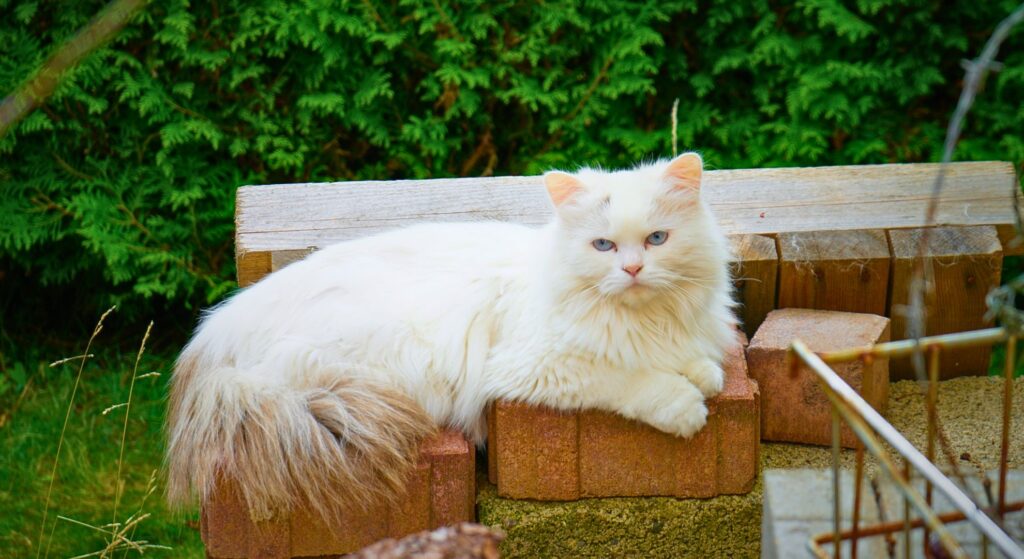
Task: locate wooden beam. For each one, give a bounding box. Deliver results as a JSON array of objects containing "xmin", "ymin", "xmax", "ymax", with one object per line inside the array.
[
  {"xmin": 777, "ymin": 230, "xmax": 890, "ymax": 316},
  {"xmin": 888, "ymin": 226, "xmax": 1003, "ymax": 379},
  {"xmin": 730, "ymin": 234, "xmax": 778, "ymax": 338},
  {"xmin": 236, "ymin": 162, "xmax": 1021, "ymax": 259}
]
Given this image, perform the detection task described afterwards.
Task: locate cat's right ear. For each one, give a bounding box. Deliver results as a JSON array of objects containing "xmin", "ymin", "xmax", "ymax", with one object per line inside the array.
[{"xmin": 543, "ymin": 171, "xmax": 584, "ymax": 208}]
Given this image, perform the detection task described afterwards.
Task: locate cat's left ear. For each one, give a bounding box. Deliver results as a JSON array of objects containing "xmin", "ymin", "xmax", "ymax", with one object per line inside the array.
[
  {"xmin": 543, "ymin": 171, "xmax": 584, "ymax": 208},
  {"xmin": 663, "ymin": 152, "xmax": 703, "ymax": 193}
]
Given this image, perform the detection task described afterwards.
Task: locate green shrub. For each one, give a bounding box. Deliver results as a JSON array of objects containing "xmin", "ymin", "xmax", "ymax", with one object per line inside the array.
[{"xmin": 1, "ymin": 0, "xmax": 1023, "ymax": 324}]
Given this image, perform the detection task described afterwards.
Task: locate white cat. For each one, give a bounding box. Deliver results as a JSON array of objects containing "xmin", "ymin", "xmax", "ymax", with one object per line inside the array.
[{"xmin": 166, "ymin": 153, "xmax": 737, "ymax": 521}]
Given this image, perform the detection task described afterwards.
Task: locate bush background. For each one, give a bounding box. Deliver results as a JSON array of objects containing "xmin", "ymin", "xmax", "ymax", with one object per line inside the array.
[
  {"xmin": 1, "ymin": 0, "xmax": 1023, "ymax": 556},
  {"xmin": 3, "ymin": 0, "xmax": 1024, "ymax": 336}
]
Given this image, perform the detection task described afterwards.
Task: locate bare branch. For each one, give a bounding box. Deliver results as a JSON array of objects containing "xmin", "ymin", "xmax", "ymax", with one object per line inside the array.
[{"xmin": 0, "ymin": 0, "xmax": 148, "ymax": 140}]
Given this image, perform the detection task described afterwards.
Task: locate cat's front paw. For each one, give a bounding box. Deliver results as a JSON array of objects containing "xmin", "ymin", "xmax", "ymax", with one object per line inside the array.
[
  {"xmin": 685, "ymin": 358, "xmax": 725, "ymax": 398},
  {"xmin": 644, "ymin": 387, "xmax": 708, "ymax": 438}
]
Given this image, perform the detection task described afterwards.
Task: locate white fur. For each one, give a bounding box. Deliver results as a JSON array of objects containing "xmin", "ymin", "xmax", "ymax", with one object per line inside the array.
[{"xmin": 177, "ymin": 154, "xmax": 736, "ymax": 452}]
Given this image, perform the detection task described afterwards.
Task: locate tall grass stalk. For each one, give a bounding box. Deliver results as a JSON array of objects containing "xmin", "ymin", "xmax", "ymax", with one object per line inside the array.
[
  {"xmin": 37, "ymin": 306, "xmax": 116, "ymax": 559},
  {"xmin": 112, "ymin": 321, "xmax": 153, "ymax": 532}
]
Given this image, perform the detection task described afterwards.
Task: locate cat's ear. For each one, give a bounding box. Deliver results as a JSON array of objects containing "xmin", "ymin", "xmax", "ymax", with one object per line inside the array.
[
  {"xmin": 663, "ymin": 152, "xmax": 703, "ymax": 193},
  {"xmin": 543, "ymin": 171, "xmax": 584, "ymax": 207}
]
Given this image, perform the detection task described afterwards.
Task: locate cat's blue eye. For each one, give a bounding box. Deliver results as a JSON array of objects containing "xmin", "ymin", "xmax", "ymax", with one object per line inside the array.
[
  {"xmin": 647, "ymin": 231, "xmax": 669, "ymax": 246},
  {"xmin": 592, "ymin": 238, "xmax": 616, "ymax": 252}
]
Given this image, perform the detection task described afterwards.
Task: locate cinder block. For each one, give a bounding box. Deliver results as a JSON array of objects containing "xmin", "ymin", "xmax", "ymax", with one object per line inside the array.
[
  {"xmin": 747, "ymin": 308, "xmax": 890, "ymax": 447},
  {"xmin": 762, "ymin": 469, "xmax": 887, "ymax": 559},
  {"xmin": 487, "ymin": 336, "xmax": 760, "ymax": 500},
  {"xmin": 201, "ymin": 429, "xmax": 475, "ymax": 558}
]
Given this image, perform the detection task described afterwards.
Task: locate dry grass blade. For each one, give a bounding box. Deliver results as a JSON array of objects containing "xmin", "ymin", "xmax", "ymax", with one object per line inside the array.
[
  {"xmin": 111, "ymin": 321, "xmax": 153, "ymax": 539},
  {"xmin": 120, "ymin": 470, "xmax": 161, "ymax": 559},
  {"xmin": 57, "ymin": 509, "xmax": 165, "ymax": 559},
  {"xmin": 38, "ymin": 305, "xmax": 116, "ymax": 559},
  {"xmin": 49, "ymin": 354, "xmax": 95, "ymax": 367},
  {"xmin": 670, "ymin": 98, "xmax": 679, "ymax": 157}
]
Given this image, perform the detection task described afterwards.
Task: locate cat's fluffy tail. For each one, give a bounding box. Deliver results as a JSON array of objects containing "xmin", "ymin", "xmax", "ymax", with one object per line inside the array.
[{"xmin": 165, "ymin": 350, "xmax": 436, "ymax": 522}]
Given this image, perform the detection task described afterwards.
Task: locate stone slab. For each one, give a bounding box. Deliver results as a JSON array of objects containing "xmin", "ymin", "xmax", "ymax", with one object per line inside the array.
[{"xmin": 761, "ymin": 469, "xmax": 887, "ymax": 559}]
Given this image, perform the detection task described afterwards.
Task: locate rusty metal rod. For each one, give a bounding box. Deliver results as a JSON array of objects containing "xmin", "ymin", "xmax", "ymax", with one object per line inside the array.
[
  {"xmin": 852, "ymin": 445, "xmax": 864, "ymax": 559},
  {"xmin": 832, "ymin": 407, "xmax": 842, "ymax": 559},
  {"xmin": 806, "ymin": 366, "xmax": 966, "ymax": 558},
  {"xmin": 818, "ymin": 328, "xmax": 1007, "ymax": 364},
  {"xmin": 810, "ymin": 500, "xmax": 1024, "ymax": 550},
  {"xmin": 1000, "ymin": 335, "xmax": 1016, "ymax": 520},
  {"xmin": 925, "ymin": 346, "xmax": 940, "ymax": 557},
  {"xmin": 903, "ymin": 459, "xmax": 912, "ymax": 559},
  {"xmin": 793, "ymin": 340, "xmax": 1023, "ymax": 558}
]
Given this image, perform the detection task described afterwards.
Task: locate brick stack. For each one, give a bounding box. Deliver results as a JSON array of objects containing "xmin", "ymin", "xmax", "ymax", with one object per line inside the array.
[
  {"xmin": 201, "ymin": 430, "xmax": 475, "ymax": 558},
  {"xmin": 487, "ymin": 337, "xmax": 760, "ymax": 500}
]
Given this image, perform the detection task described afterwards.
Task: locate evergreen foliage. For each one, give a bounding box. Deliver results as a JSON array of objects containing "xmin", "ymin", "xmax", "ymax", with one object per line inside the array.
[{"xmin": 2, "ymin": 0, "xmax": 1023, "ymax": 322}]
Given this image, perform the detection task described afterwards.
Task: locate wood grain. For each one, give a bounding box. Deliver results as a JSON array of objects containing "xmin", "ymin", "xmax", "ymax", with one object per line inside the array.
[
  {"xmin": 234, "ymin": 161, "xmax": 1019, "ymax": 286},
  {"xmin": 730, "ymin": 234, "xmax": 778, "ymax": 337},
  {"xmin": 888, "ymin": 226, "xmax": 1003, "ymax": 379},
  {"xmin": 777, "ymin": 230, "xmax": 890, "ymax": 316},
  {"xmin": 236, "ymin": 161, "xmax": 1020, "ymax": 255}
]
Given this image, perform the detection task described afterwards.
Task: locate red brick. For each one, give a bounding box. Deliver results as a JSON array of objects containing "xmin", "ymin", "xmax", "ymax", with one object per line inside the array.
[
  {"xmin": 487, "ymin": 337, "xmax": 759, "ymax": 500},
  {"xmin": 747, "ymin": 308, "xmax": 890, "ymax": 447},
  {"xmin": 202, "ymin": 429, "xmax": 475, "ymax": 558}
]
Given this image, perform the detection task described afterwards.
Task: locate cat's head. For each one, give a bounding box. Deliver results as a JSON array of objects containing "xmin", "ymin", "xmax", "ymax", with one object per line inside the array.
[{"xmin": 543, "ymin": 153, "xmax": 726, "ymax": 305}]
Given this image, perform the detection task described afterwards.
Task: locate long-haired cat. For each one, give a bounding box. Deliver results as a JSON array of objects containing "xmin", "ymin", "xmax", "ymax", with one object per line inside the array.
[{"xmin": 166, "ymin": 153, "xmax": 736, "ymax": 522}]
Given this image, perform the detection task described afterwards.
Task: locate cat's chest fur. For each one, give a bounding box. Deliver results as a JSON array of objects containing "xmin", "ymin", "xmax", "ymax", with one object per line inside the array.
[{"xmin": 492, "ymin": 290, "xmax": 701, "ymax": 378}]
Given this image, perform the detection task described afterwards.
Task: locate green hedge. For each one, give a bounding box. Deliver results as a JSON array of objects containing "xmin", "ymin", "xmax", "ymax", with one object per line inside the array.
[{"xmin": 2, "ymin": 0, "xmax": 1023, "ymax": 322}]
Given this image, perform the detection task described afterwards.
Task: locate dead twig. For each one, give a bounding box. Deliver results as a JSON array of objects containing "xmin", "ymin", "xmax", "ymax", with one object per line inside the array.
[{"xmin": 907, "ymin": 0, "xmax": 1024, "ymax": 523}]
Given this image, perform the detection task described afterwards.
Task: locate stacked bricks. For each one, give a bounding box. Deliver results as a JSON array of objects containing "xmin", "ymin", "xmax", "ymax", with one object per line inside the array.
[
  {"xmin": 487, "ymin": 335, "xmax": 760, "ymax": 499},
  {"xmin": 747, "ymin": 308, "xmax": 890, "ymax": 447},
  {"xmin": 201, "ymin": 430, "xmax": 475, "ymax": 558}
]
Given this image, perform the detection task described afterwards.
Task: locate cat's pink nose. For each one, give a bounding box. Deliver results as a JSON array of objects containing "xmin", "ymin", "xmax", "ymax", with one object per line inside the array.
[{"xmin": 623, "ymin": 264, "xmax": 643, "ymax": 277}]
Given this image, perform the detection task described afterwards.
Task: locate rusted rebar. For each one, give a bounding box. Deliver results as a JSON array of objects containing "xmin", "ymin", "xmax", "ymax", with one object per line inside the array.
[
  {"xmin": 925, "ymin": 346, "xmax": 940, "ymax": 558},
  {"xmin": 793, "ymin": 340, "xmax": 1023, "ymax": 558},
  {"xmin": 999, "ymin": 335, "xmax": 1016, "ymax": 519},
  {"xmin": 810, "ymin": 500, "xmax": 1024, "ymax": 552},
  {"xmin": 852, "ymin": 445, "xmax": 864, "ymax": 559}
]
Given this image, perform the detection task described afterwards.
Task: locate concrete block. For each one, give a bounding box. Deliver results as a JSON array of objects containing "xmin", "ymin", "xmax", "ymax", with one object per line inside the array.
[
  {"xmin": 201, "ymin": 430, "xmax": 475, "ymax": 558},
  {"xmin": 488, "ymin": 338, "xmax": 759, "ymax": 500},
  {"xmin": 762, "ymin": 469, "xmax": 887, "ymax": 559},
  {"xmin": 748, "ymin": 308, "xmax": 890, "ymax": 447},
  {"xmin": 878, "ymin": 470, "xmax": 1024, "ymax": 558}
]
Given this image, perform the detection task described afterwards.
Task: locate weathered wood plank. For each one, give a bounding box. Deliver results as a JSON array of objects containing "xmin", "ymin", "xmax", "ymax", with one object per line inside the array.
[
  {"xmin": 777, "ymin": 230, "xmax": 890, "ymax": 316},
  {"xmin": 236, "ymin": 250, "xmax": 271, "ymax": 288},
  {"xmin": 730, "ymin": 235, "xmax": 778, "ymax": 338},
  {"xmin": 236, "ymin": 162, "xmax": 1021, "ymax": 258},
  {"xmin": 888, "ymin": 226, "xmax": 1003, "ymax": 379}
]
